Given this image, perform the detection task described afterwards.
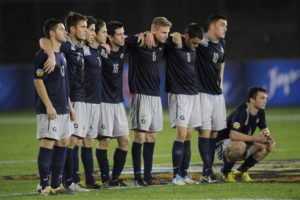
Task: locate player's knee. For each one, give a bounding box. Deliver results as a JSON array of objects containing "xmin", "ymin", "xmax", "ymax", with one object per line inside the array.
[
  {"xmin": 82, "ymin": 138, "xmax": 94, "ymax": 147},
  {"xmin": 97, "ymin": 137, "xmax": 110, "ymax": 149},
  {"xmin": 56, "ymin": 138, "xmax": 68, "ymax": 147},
  {"xmin": 145, "ymin": 133, "xmax": 157, "ymax": 143},
  {"xmin": 118, "ymin": 136, "xmax": 130, "ymax": 150}
]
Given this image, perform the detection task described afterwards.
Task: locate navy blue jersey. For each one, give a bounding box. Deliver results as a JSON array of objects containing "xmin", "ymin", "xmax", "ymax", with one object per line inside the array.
[
  {"xmin": 100, "ymin": 44, "xmax": 128, "ymax": 103},
  {"xmin": 60, "ymin": 36, "xmax": 85, "ymax": 102},
  {"xmin": 196, "ymin": 34, "xmax": 225, "ymax": 95},
  {"xmin": 165, "ymin": 36, "xmax": 198, "ymax": 94},
  {"xmin": 34, "ymin": 50, "xmax": 69, "ymax": 114},
  {"xmin": 83, "ymin": 45, "xmax": 102, "ymax": 104},
  {"xmin": 217, "ymin": 103, "xmax": 267, "ymax": 142},
  {"xmin": 127, "ymin": 35, "xmax": 165, "ymax": 96}
]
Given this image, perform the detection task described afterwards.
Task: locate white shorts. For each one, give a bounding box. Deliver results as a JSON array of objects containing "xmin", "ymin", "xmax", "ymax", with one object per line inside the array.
[
  {"xmin": 130, "ymin": 94, "xmax": 163, "ymax": 133},
  {"xmin": 85, "ymin": 103, "xmax": 100, "ymax": 138},
  {"xmin": 198, "ymin": 93, "xmax": 226, "ymax": 131},
  {"xmin": 215, "ymin": 139, "xmax": 252, "ymax": 161},
  {"xmin": 70, "ymin": 101, "xmax": 87, "ymax": 138},
  {"xmin": 168, "ymin": 93, "xmax": 201, "ymax": 128},
  {"xmin": 98, "ymin": 102, "xmax": 129, "ymax": 138},
  {"xmin": 36, "ymin": 114, "xmax": 71, "ymax": 140}
]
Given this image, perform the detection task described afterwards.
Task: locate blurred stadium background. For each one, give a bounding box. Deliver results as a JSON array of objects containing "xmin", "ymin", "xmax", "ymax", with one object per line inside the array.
[{"xmin": 0, "ymin": 0, "xmax": 300, "ymax": 110}]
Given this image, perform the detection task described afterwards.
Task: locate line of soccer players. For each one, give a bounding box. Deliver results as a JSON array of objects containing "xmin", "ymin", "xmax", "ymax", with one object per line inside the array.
[{"xmin": 34, "ymin": 11, "xmax": 275, "ymax": 196}]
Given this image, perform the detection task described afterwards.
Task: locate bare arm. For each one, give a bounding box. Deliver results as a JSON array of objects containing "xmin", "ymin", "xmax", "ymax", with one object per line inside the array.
[
  {"xmin": 220, "ymin": 62, "xmax": 225, "ymax": 90},
  {"xmin": 39, "ymin": 38, "xmax": 56, "ymax": 73},
  {"xmin": 68, "ymin": 98, "xmax": 76, "ymax": 122},
  {"xmin": 34, "ymin": 79, "xmax": 57, "ymax": 119},
  {"xmin": 170, "ymin": 32, "xmax": 182, "ymax": 48},
  {"xmin": 230, "ymin": 130, "xmax": 270, "ymax": 144}
]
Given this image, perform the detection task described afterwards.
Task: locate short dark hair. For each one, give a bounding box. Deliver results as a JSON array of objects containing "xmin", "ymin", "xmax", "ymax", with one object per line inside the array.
[
  {"xmin": 107, "ymin": 21, "xmax": 124, "ymax": 36},
  {"xmin": 43, "ymin": 18, "xmax": 63, "ymax": 39},
  {"xmin": 65, "ymin": 11, "xmax": 87, "ymax": 32},
  {"xmin": 247, "ymin": 86, "xmax": 267, "ymax": 102},
  {"xmin": 207, "ymin": 14, "xmax": 227, "ymax": 30},
  {"xmin": 86, "ymin": 16, "xmax": 97, "ymax": 28},
  {"xmin": 95, "ymin": 19, "xmax": 106, "ymax": 34},
  {"xmin": 185, "ymin": 23, "xmax": 204, "ymax": 40}
]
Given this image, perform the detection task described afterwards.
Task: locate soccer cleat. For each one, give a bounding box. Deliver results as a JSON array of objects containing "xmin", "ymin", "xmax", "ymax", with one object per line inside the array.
[
  {"xmin": 182, "ymin": 175, "xmax": 197, "ymax": 184},
  {"xmin": 109, "ymin": 179, "xmax": 128, "ymax": 187},
  {"xmin": 220, "ymin": 168, "xmax": 236, "ymax": 183},
  {"xmin": 133, "ymin": 178, "xmax": 148, "ymax": 187},
  {"xmin": 37, "ymin": 183, "xmax": 42, "ymax": 193},
  {"xmin": 172, "ymin": 175, "xmax": 186, "ymax": 185},
  {"xmin": 145, "ymin": 177, "xmax": 162, "ymax": 185},
  {"xmin": 66, "ymin": 183, "xmax": 90, "ymax": 192},
  {"xmin": 53, "ymin": 184, "xmax": 75, "ymax": 194},
  {"xmin": 40, "ymin": 186, "xmax": 57, "ymax": 196},
  {"xmin": 76, "ymin": 181, "xmax": 85, "ymax": 188},
  {"xmin": 233, "ymin": 170, "xmax": 253, "ymax": 182},
  {"xmin": 85, "ymin": 182, "xmax": 102, "ymax": 189},
  {"xmin": 200, "ymin": 174, "xmax": 219, "ymax": 183}
]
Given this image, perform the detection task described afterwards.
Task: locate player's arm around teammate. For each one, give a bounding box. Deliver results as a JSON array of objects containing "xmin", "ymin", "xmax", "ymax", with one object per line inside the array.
[
  {"xmin": 162, "ymin": 23, "xmax": 203, "ymax": 185},
  {"xmin": 34, "ymin": 18, "xmax": 74, "ymax": 195}
]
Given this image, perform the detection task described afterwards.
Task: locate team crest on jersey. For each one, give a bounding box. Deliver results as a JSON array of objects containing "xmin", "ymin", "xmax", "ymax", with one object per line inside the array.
[
  {"xmin": 120, "ymin": 53, "xmax": 124, "ymax": 59},
  {"xmin": 233, "ymin": 122, "xmax": 240, "ymax": 129},
  {"xmin": 36, "ymin": 69, "xmax": 44, "ymax": 77},
  {"xmin": 187, "ymin": 52, "xmax": 191, "ymax": 63},
  {"xmin": 60, "ymin": 66, "xmax": 65, "ymax": 77},
  {"xmin": 152, "ymin": 51, "xmax": 156, "ymax": 61},
  {"xmin": 159, "ymin": 47, "xmax": 163, "ymax": 51}
]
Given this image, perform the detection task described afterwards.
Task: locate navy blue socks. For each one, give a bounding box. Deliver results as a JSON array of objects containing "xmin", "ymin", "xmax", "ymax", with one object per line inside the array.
[
  {"xmin": 181, "ymin": 140, "xmax": 191, "ymax": 177},
  {"xmin": 81, "ymin": 147, "xmax": 95, "ymax": 185},
  {"xmin": 111, "ymin": 148, "xmax": 127, "ymax": 181},
  {"xmin": 38, "ymin": 147, "xmax": 53, "ymax": 189},
  {"xmin": 96, "ymin": 149, "xmax": 110, "ymax": 183},
  {"xmin": 132, "ymin": 142, "xmax": 142, "ymax": 180},
  {"xmin": 198, "ymin": 137, "xmax": 211, "ymax": 176},
  {"xmin": 143, "ymin": 142, "xmax": 155, "ymax": 181},
  {"xmin": 172, "ymin": 141, "xmax": 184, "ymax": 177}
]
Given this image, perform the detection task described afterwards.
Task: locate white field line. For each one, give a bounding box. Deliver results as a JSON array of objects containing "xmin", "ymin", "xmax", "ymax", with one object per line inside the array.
[
  {"xmin": 1, "ymin": 114, "xmax": 300, "ymax": 124},
  {"xmin": 0, "ymin": 192, "xmax": 37, "ymax": 197}
]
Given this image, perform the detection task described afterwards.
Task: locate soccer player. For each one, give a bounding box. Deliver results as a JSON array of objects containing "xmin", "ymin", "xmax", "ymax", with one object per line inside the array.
[
  {"xmin": 40, "ymin": 11, "xmax": 89, "ymax": 191},
  {"xmin": 34, "ymin": 18, "xmax": 75, "ymax": 195},
  {"xmin": 216, "ymin": 86, "xmax": 275, "ymax": 182},
  {"xmin": 96, "ymin": 21, "xmax": 130, "ymax": 187},
  {"xmin": 81, "ymin": 16, "xmax": 102, "ymax": 189},
  {"xmin": 127, "ymin": 17, "xmax": 172, "ymax": 186},
  {"xmin": 164, "ymin": 23, "xmax": 203, "ymax": 185},
  {"xmin": 196, "ymin": 14, "xmax": 227, "ymax": 183}
]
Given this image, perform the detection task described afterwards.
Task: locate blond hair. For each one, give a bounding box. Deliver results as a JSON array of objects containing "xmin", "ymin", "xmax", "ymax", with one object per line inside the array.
[{"xmin": 151, "ymin": 17, "xmax": 172, "ymax": 30}]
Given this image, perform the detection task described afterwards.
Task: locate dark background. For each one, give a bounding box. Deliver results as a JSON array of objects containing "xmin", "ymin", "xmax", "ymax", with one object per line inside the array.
[{"xmin": 0, "ymin": 0, "xmax": 299, "ymax": 65}]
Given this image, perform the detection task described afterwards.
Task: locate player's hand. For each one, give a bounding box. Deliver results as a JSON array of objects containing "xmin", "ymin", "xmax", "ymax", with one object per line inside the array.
[
  {"xmin": 100, "ymin": 43, "xmax": 111, "ymax": 54},
  {"xmin": 144, "ymin": 32, "xmax": 154, "ymax": 49},
  {"xmin": 255, "ymin": 134, "xmax": 271, "ymax": 144},
  {"xmin": 171, "ymin": 32, "xmax": 182, "ymax": 48},
  {"xmin": 137, "ymin": 32, "xmax": 145, "ymax": 47},
  {"xmin": 260, "ymin": 128, "xmax": 270, "ymax": 136},
  {"xmin": 46, "ymin": 105, "xmax": 57, "ymax": 120},
  {"xmin": 43, "ymin": 53, "xmax": 56, "ymax": 74},
  {"xmin": 69, "ymin": 107, "xmax": 76, "ymax": 122}
]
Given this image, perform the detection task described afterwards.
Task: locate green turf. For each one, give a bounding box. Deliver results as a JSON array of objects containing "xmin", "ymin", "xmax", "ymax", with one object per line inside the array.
[
  {"xmin": 0, "ymin": 180, "xmax": 299, "ymax": 199},
  {"xmin": 0, "ymin": 107, "xmax": 299, "ymax": 198}
]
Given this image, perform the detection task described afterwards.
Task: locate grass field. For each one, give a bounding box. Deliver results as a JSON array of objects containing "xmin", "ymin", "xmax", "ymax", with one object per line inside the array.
[{"xmin": 0, "ymin": 107, "xmax": 300, "ymax": 199}]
